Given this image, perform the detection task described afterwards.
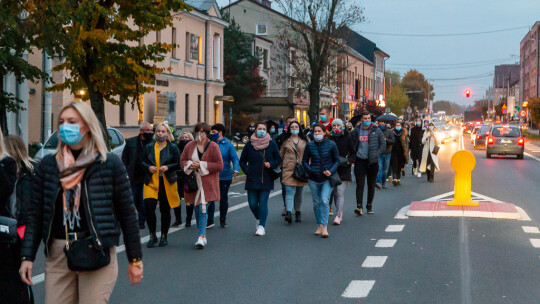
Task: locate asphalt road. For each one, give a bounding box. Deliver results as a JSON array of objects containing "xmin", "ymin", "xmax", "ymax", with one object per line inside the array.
[{"xmin": 29, "ymin": 135, "xmax": 540, "ymax": 303}]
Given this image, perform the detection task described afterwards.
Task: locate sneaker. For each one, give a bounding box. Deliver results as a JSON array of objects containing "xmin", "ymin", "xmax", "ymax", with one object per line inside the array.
[
  {"xmin": 329, "ymin": 207, "xmax": 334, "ymax": 216},
  {"xmin": 354, "ymin": 208, "xmax": 363, "ymax": 216},
  {"xmin": 375, "ymin": 183, "xmax": 382, "ymax": 189},
  {"xmin": 255, "ymin": 225, "xmax": 265, "ymax": 236},
  {"xmin": 206, "ymin": 222, "xmax": 214, "ymax": 229},
  {"xmin": 367, "ymin": 204, "xmax": 373, "ymax": 214},
  {"xmin": 255, "ymin": 219, "xmax": 260, "ymax": 230},
  {"xmin": 195, "ymin": 236, "xmax": 206, "ymax": 248},
  {"xmin": 159, "ymin": 236, "xmax": 168, "ymax": 247},
  {"xmin": 417, "ymin": 172, "xmax": 421, "ymax": 178},
  {"xmin": 387, "ymin": 176, "xmax": 393, "ymax": 182},
  {"xmin": 220, "ymin": 219, "xmax": 227, "ymax": 228},
  {"xmin": 333, "ymin": 216, "xmax": 341, "ymax": 225},
  {"xmin": 392, "ymin": 180, "xmax": 398, "ymax": 186},
  {"xmin": 171, "ymin": 220, "xmax": 182, "ymax": 227},
  {"xmin": 147, "ymin": 235, "xmax": 158, "ymax": 248}
]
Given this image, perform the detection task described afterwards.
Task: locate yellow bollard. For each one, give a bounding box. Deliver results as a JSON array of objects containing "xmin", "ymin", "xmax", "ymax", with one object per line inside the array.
[{"xmin": 447, "ymin": 150, "xmax": 479, "ymax": 206}]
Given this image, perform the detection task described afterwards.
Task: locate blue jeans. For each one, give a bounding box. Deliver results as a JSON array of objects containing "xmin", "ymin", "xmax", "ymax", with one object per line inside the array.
[
  {"xmin": 130, "ymin": 182, "xmax": 145, "ymax": 225},
  {"xmin": 194, "ymin": 204, "xmax": 208, "ymax": 237},
  {"xmin": 308, "ymin": 180, "xmax": 332, "ymax": 227},
  {"xmin": 283, "ymin": 185, "xmax": 303, "ymax": 212},
  {"xmin": 376, "ymin": 153, "xmax": 391, "ymax": 185},
  {"xmin": 247, "ymin": 190, "xmax": 270, "ymax": 227},
  {"xmin": 207, "ymin": 180, "xmax": 232, "ymax": 223}
]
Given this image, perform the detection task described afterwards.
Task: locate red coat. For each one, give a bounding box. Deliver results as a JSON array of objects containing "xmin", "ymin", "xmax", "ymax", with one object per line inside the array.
[
  {"xmin": 180, "ymin": 140, "xmax": 223, "ymax": 205},
  {"xmin": 320, "ymin": 118, "xmax": 334, "ymax": 131}
]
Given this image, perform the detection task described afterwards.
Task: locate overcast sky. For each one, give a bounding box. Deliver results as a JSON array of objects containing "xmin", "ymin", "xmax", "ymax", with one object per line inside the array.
[{"xmin": 216, "ymin": 0, "xmax": 540, "ymax": 106}]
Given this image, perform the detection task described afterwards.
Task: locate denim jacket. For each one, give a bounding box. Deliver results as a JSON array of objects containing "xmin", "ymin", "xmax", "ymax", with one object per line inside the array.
[{"xmin": 217, "ymin": 137, "xmax": 240, "ymax": 181}]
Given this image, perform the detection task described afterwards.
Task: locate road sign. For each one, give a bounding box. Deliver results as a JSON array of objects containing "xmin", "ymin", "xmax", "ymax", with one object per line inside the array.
[
  {"xmin": 515, "ymin": 106, "xmax": 520, "ymax": 111},
  {"xmin": 502, "ymin": 108, "xmax": 507, "ymax": 115},
  {"xmin": 520, "ymin": 110, "xmax": 526, "ymax": 117},
  {"xmin": 406, "ymin": 107, "xmax": 412, "ymax": 114}
]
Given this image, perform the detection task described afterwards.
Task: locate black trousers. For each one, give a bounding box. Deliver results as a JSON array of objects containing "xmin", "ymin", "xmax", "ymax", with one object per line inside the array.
[
  {"xmin": 426, "ymin": 153, "xmax": 435, "ymax": 181},
  {"xmin": 207, "ymin": 180, "xmax": 232, "ymax": 223},
  {"xmin": 145, "ymin": 177, "xmax": 172, "ymax": 236},
  {"xmin": 354, "ymin": 158, "xmax": 379, "ymax": 208},
  {"xmin": 391, "ymin": 152, "xmax": 405, "ymax": 179},
  {"xmin": 411, "ymin": 146, "xmax": 423, "ymax": 170}
]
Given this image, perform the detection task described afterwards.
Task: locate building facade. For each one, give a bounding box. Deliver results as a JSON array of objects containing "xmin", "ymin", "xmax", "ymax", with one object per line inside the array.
[
  {"xmin": 26, "ymin": 0, "xmax": 227, "ymax": 143},
  {"xmin": 493, "ymin": 64, "xmax": 520, "ymax": 118},
  {"xmin": 520, "ymin": 21, "xmax": 540, "ymax": 103}
]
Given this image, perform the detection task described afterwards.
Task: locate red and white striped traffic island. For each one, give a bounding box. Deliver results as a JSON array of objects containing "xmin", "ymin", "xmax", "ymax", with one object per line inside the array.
[{"xmin": 406, "ymin": 200, "xmax": 521, "ymax": 219}]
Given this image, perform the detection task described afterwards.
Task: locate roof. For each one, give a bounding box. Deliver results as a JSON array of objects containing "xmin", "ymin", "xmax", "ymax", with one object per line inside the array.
[
  {"xmin": 494, "ymin": 64, "xmax": 520, "ymax": 88},
  {"xmin": 185, "ymin": 0, "xmax": 220, "ymax": 16},
  {"xmin": 337, "ymin": 26, "xmax": 388, "ymax": 63}
]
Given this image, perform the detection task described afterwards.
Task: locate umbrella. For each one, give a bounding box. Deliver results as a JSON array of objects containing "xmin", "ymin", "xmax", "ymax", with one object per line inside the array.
[
  {"xmin": 349, "ymin": 114, "xmax": 378, "ymax": 127},
  {"xmin": 376, "ymin": 113, "xmax": 399, "ymax": 122}
]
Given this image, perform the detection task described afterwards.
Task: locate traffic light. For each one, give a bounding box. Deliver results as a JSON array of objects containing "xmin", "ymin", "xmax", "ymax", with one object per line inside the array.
[{"xmin": 465, "ymin": 90, "xmax": 471, "ymax": 98}]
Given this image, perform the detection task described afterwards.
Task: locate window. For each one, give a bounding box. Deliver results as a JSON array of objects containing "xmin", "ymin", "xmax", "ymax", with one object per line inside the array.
[
  {"xmin": 168, "ymin": 96, "xmax": 175, "ymax": 113},
  {"xmin": 107, "ymin": 129, "xmax": 122, "ymax": 149},
  {"xmin": 290, "ymin": 49, "xmax": 296, "ymax": 65},
  {"xmin": 187, "ymin": 33, "xmax": 201, "ymax": 62},
  {"xmin": 119, "ymin": 98, "xmax": 126, "ymax": 125},
  {"xmin": 256, "ymin": 23, "xmax": 267, "ymax": 35},
  {"xmin": 156, "ymin": 31, "xmax": 161, "ymax": 43},
  {"xmin": 172, "ymin": 27, "xmax": 177, "ymax": 58},
  {"xmin": 263, "ymin": 49, "xmax": 269, "ymax": 69},
  {"xmin": 198, "ymin": 95, "xmax": 202, "ymax": 122},
  {"xmin": 185, "ymin": 94, "xmax": 190, "ymax": 125}
]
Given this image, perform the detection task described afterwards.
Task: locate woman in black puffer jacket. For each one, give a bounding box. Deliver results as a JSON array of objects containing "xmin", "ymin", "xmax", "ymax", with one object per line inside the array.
[
  {"xmin": 19, "ymin": 102, "xmax": 143, "ymax": 303},
  {"xmin": 302, "ymin": 123, "xmax": 339, "ymax": 238}
]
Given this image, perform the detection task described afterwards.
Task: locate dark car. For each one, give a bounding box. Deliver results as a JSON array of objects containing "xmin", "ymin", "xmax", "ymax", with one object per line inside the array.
[
  {"xmin": 486, "ymin": 125, "xmax": 524, "ymax": 159},
  {"xmin": 472, "ymin": 125, "xmax": 491, "ymax": 149}
]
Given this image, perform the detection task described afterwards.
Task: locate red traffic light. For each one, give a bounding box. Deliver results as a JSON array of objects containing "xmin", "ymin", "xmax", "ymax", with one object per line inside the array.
[{"xmin": 465, "ymin": 90, "xmax": 471, "ymax": 98}]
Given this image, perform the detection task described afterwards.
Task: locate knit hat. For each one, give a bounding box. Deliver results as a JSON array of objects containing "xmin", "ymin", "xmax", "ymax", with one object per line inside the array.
[{"xmin": 331, "ymin": 119, "xmax": 344, "ymax": 126}]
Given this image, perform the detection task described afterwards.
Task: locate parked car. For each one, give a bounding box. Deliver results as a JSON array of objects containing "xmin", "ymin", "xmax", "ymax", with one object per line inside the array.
[
  {"xmin": 486, "ymin": 125, "xmax": 524, "ymax": 159},
  {"xmin": 472, "ymin": 125, "xmax": 491, "ymax": 149},
  {"xmin": 34, "ymin": 126, "xmax": 126, "ymax": 161}
]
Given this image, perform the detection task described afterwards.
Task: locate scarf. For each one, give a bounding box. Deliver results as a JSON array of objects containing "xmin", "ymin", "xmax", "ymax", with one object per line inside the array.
[
  {"xmin": 393, "ymin": 129, "xmax": 403, "ymax": 136},
  {"xmin": 56, "ymin": 145, "xmax": 96, "ymax": 230},
  {"xmin": 250, "ymin": 133, "xmax": 271, "ymax": 150}
]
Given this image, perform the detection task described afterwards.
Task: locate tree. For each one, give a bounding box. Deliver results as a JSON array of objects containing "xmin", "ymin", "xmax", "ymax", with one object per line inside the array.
[
  {"xmin": 26, "ymin": 0, "xmax": 189, "ymax": 129},
  {"xmin": 384, "ymin": 70, "xmax": 401, "ymax": 88},
  {"xmin": 222, "ymin": 12, "xmax": 266, "ymax": 131},
  {"xmin": 385, "ymin": 85, "xmax": 409, "ymax": 116},
  {"xmin": 433, "ymin": 100, "xmax": 465, "ymax": 115},
  {"xmin": 470, "ymin": 99, "xmax": 489, "ymax": 118},
  {"xmin": 401, "ymin": 69, "xmax": 434, "ymax": 110},
  {"xmin": 0, "ymin": 1, "xmax": 48, "ymax": 135},
  {"xmin": 273, "ymin": 0, "xmax": 364, "ymax": 122},
  {"xmin": 528, "ymin": 97, "xmax": 540, "ymax": 128}
]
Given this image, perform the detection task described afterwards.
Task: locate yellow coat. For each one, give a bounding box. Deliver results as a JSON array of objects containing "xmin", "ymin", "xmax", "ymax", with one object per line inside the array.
[{"xmin": 143, "ymin": 142, "xmax": 181, "ymax": 208}]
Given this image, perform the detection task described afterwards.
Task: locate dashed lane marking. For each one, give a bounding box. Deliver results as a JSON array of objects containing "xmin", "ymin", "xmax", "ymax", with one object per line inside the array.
[
  {"xmin": 342, "ymin": 280, "xmax": 376, "ymax": 298},
  {"xmin": 375, "ymin": 239, "xmax": 397, "ymax": 248},
  {"xmin": 31, "ymin": 191, "xmax": 283, "ymax": 285},
  {"xmin": 530, "ymin": 239, "xmax": 540, "ymax": 248},
  {"xmin": 362, "ymin": 256, "xmax": 388, "ymax": 268},
  {"xmin": 385, "ymin": 225, "xmax": 405, "ymax": 232},
  {"xmin": 522, "ymin": 226, "xmax": 540, "ymax": 234}
]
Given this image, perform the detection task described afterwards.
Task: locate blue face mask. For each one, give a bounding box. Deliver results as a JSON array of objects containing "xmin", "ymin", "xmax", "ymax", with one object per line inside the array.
[
  {"xmin": 416, "ymin": 121, "xmax": 421, "ymax": 126},
  {"xmin": 362, "ymin": 121, "xmax": 371, "ymax": 127},
  {"xmin": 290, "ymin": 129, "xmax": 300, "ymax": 135},
  {"xmin": 257, "ymin": 130, "xmax": 267, "ymax": 138},
  {"xmin": 396, "ymin": 126, "xmax": 402, "ymax": 131},
  {"xmin": 212, "ymin": 133, "xmax": 220, "ymax": 142},
  {"xmin": 59, "ymin": 123, "xmax": 84, "ymax": 146},
  {"xmin": 379, "ymin": 125, "xmax": 386, "ymax": 130},
  {"xmin": 320, "ymin": 115, "xmax": 327, "ymax": 122}
]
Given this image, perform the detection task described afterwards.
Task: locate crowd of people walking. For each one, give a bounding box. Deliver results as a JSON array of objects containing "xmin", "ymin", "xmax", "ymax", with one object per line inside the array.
[{"xmin": 0, "ymin": 101, "xmax": 443, "ymax": 303}]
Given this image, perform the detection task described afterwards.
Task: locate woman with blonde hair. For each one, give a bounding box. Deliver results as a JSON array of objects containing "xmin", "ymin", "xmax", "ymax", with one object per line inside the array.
[
  {"xmin": 420, "ymin": 122, "xmax": 440, "ymax": 182},
  {"xmin": 142, "ymin": 122, "xmax": 181, "ymax": 248},
  {"xmin": 19, "ymin": 102, "xmax": 143, "ymax": 303},
  {"xmin": 0, "ymin": 131, "xmax": 30, "ymax": 303}
]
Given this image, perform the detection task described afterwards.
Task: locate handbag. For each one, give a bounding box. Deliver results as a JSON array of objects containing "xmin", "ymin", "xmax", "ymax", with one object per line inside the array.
[
  {"xmin": 432, "ymin": 145, "xmax": 440, "ymax": 155},
  {"xmin": 183, "ymin": 142, "xmax": 211, "ymax": 193},
  {"xmin": 263, "ymin": 150, "xmax": 281, "ymax": 180},
  {"xmin": 0, "ymin": 216, "xmax": 18, "ymax": 244},
  {"xmin": 291, "ymin": 146, "xmax": 308, "ymax": 182},
  {"xmin": 338, "ymin": 156, "xmax": 349, "ymax": 168},
  {"xmin": 63, "ymin": 223, "xmax": 110, "ymax": 272}
]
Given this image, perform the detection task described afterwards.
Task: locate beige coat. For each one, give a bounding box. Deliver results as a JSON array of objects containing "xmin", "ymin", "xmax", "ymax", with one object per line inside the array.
[
  {"xmin": 420, "ymin": 130, "xmax": 440, "ymax": 172},
  {"xmin": 280, "ymin": 137, "xmax": 308, "ymax": 187}
]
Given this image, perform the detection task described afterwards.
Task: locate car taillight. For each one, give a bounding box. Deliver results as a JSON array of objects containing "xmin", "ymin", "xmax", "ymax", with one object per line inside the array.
[
  {"xmin": 487, "ymin": 137, "xmax": 494, "ymax": 145},
  {"xmin": 518, "ymin": 138, "xmax": 524, "ymax": 145},
  {"xmin": 476, "ymin": 135, "xmax": 481, "ymax": 139},
  {"xmin": 462, "ymin": 126, "xmax": 467, "ymax": 130}
]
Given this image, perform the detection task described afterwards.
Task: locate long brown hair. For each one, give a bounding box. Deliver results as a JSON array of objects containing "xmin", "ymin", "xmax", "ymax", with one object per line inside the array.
[
  {"xmin": 4, "ymin": 135, "xmax": 34, "ymax": 172},
  {"xmin": 312, "ymin": 123, "xmax": 329, "ymax": 139}
]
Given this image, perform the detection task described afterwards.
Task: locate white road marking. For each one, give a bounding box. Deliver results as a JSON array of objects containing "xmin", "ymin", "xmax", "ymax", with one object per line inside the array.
[
  {"xmin": 524, "ymin": 152, "xmax": 540, "ymax": 163},
  {"xmin": 375, "ymin": 239, "xmax": 397, "ymax": 248},
  {"xmin": 530, "ymin": 239, "xmax": 540, "ymax": 248},
  {"xmin": 362, "ymin": 256, "xmax": 388, "ymax": 268},
  {"xmin": 522, "ymin": 226, "xmax": 540, "ymax": 234},
  {"xmin": 385, "ymin": 225, "xmax": 405, "ymax": 232},
  {"xmin": 342, "ymin": 280, "xmax": 376, "ymax": 298},
  {"xmin": 31, "ymin": 190, "xmax": 283, "ymax": 285},
  {"xmin": 395, "ymin": 206, "xmax": 410, "ymax": 219}
]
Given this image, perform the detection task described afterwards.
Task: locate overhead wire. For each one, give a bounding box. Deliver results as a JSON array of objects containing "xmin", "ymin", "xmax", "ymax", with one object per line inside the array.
[{"xmin": 357, "ymin": 26, "xmax": 529, "ymax": 37}]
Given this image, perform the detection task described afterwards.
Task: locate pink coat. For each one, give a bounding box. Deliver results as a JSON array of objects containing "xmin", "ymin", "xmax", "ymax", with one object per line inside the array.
[{"xmin": 180, "ymin": 140, "xmax": 223, "ymax": 205}]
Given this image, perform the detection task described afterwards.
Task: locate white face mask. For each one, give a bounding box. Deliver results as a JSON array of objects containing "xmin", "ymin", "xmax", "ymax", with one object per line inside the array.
[
  {"xmin": 428, "ymin": 126, "xmax": 434, "ymax": 130},
  {"xmin": 314, "ymin": 134, "xmax": 324, "ymax": 142}
]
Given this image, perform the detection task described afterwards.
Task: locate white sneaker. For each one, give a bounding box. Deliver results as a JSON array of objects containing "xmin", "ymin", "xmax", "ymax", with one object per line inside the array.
[
  {"xmin": 417, "ymin": 172, "xmax": 421, "ymax": 178},
  {"xmin": 255, "ymin": 225, "xmax": 265, "ymax": 236},
  {"xmin": 195, "ymin": 236, "xmax": 206, "ymax": 248},
  {"xmin": 256, "ymin": 220, "xmax": 260, "ymax": 230}
]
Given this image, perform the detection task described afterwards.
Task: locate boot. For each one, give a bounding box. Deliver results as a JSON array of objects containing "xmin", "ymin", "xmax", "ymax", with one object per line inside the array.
[
  {"xmin": 285, "ymin": 211, "xmax": 292, "ymax": 224},
  {"xmin": 147, "ymin": 233, "xmax": 158, "ymax": 248},
  {"xmin": 295, "ymin": 211, "xmax": 302, "ymax": 222}
]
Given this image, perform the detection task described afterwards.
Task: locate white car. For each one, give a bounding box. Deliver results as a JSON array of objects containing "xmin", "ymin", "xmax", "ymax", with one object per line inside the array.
[{"xmin": 34, "ymin": 126, "xmax": 126, "ymax": 161}]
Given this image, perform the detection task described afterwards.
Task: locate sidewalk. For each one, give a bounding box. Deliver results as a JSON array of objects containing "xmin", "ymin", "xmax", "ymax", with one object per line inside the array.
[{"xmin": 525, "ymin": 128, "xmax": 539, "ymax": 136}]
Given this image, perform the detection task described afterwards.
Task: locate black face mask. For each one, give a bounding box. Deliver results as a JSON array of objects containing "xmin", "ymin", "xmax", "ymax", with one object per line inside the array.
[{"xmin": 142, "ymin": 132, "xmax": 154, "ymax": 141}]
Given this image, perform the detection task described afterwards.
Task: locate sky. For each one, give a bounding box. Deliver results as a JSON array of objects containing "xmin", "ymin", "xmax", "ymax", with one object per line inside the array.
[{"xmin": 216, "ymin": 0, "xmax": 540, "ymax": 106}]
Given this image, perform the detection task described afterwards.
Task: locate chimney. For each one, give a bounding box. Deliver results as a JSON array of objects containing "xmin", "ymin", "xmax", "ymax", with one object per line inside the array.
[{"xmin": 260, "ymin": 0, "xmax": 271, "ymax": 8}]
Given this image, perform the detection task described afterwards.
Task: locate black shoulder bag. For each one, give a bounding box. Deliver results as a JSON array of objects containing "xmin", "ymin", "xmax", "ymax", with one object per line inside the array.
[
  {"xmin": 183, "ymin": 142, "xmax": 211, "ymax": 193},
  {"xmin": 291, "ymin": 143, "xmax": 308, "ymax": 182},
  {"xmin": 0, "ymin": 162, "xmax": 18, "ymax": 245}
]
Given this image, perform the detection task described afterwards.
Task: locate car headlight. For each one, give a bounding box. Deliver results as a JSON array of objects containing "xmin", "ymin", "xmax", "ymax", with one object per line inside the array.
[
  {"xmin": 436, "ymin": 133, "xmax": 445, "ymax": 141},
  {"xmin": 450, "ymin": 130, "xmax": 457, "ymax": 136}
]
